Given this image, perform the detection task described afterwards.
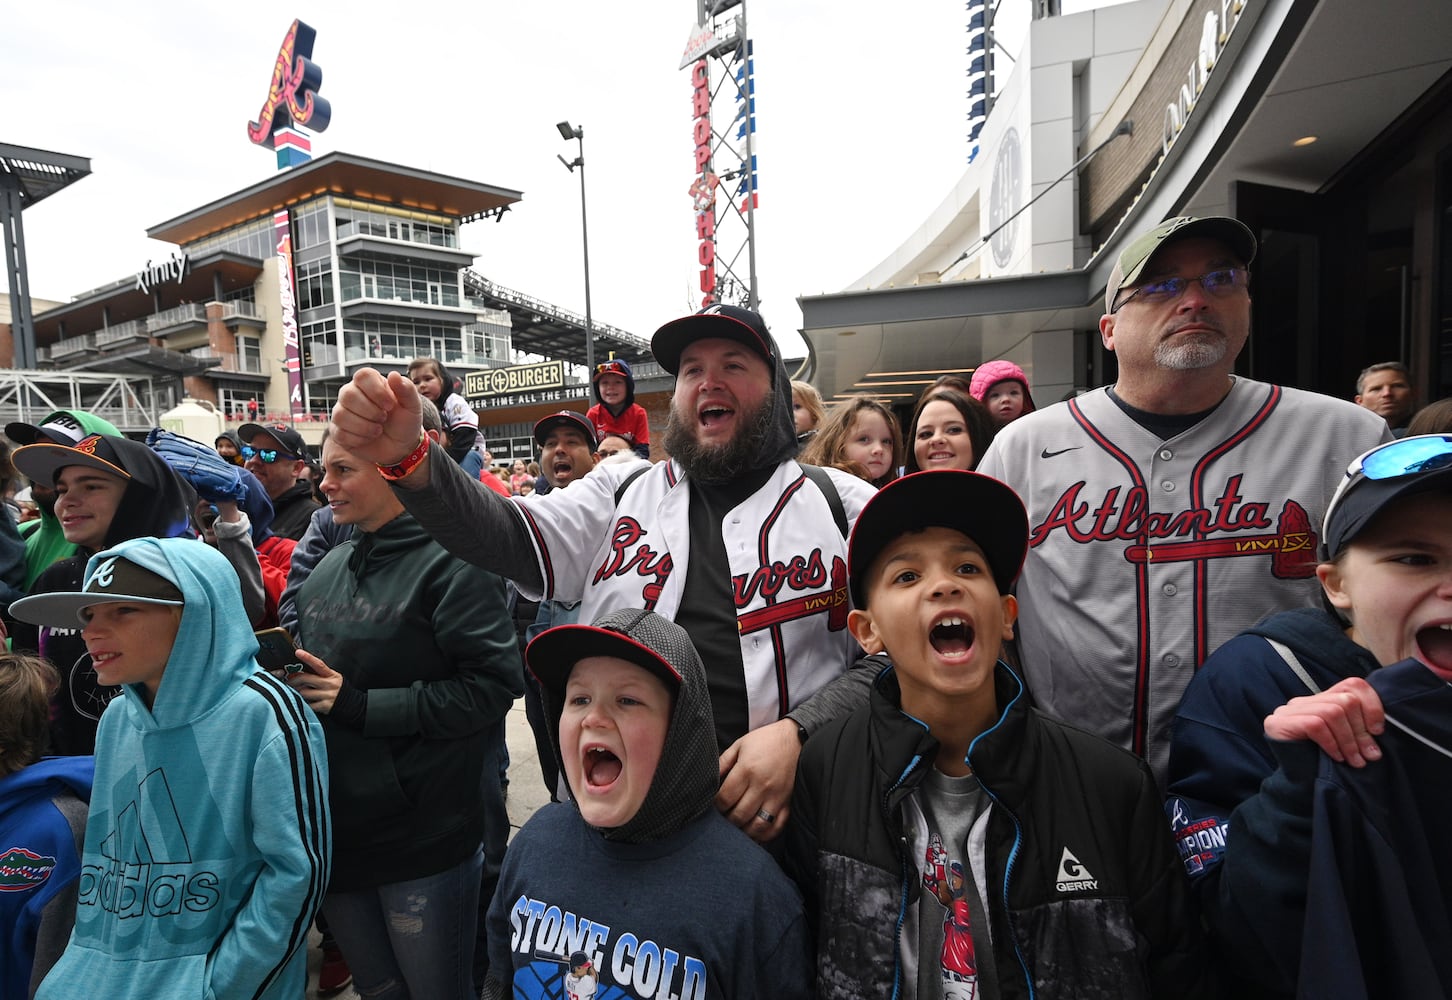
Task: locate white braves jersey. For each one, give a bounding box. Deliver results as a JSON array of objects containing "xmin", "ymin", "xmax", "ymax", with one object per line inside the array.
[
  {"xmin": 976, "ymin": 379, "xmax": 1391, "ymax": 782},
  {"xmin": 440, "ymin": 392, "xmax": 478, "ymax": 430},
  {"xmin": 509, "ymin": 457, "xmax": 875, "ymax": 732}
]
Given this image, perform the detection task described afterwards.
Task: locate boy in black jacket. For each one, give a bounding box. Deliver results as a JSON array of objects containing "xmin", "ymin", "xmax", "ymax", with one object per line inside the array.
[{"xmin": 787, "ymin": 470, "xmax": 1215, "ymax": 1000}]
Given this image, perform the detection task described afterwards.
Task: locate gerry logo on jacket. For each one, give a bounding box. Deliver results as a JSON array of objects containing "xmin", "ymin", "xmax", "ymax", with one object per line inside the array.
[
  {"xmin": 1054, "ymin": 847, "xmax": 1098, "ymax": 893},
  {"xmin": 77, "ymin": 768, "xmax": 222, "ymax": 919}
]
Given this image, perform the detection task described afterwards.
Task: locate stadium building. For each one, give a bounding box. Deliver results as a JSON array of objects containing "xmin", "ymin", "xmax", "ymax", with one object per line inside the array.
[{"xmin": 801, "ymin": 0, "xmax": 1452, "ymax": 408}]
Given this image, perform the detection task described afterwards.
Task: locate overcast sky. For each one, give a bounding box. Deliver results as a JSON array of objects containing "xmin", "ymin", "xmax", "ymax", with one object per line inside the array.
[{"xmin": 5, "ymin": 1, "xmax": 1051, "ymax": 357}]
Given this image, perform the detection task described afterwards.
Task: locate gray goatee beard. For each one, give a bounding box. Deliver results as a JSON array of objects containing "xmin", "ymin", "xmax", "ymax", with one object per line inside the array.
[{"xmin": 664, "ymin": 398, "xmax": 774, "ymax": 485}]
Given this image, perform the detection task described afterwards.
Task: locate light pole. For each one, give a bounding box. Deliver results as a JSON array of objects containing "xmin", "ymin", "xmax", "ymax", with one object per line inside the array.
[{"xmin": 556, "ymin": 121, "xmax": 594, "ymax": 380}]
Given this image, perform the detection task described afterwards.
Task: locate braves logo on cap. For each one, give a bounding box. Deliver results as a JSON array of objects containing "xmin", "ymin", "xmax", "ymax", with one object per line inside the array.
[
  {"xmin": 73, "ymin": 434, "xmax": 103, "ymax": 456},
  {"xmin": 90, "ymin": 558, "xmax": 119, "ymax": 590}
]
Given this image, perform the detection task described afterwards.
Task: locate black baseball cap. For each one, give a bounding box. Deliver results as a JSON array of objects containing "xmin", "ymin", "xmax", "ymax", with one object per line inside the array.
[
  {"xmin": 1321, "ymin": 435, "xmax": 1452, "ymax": 559},
  {"xmin": 650, "ymin": 304, "xmax": 776, "ymax": 375},
  {"xmin": 238, "ymin": 422, "xmax": 307, "ymax": 460},
  {"xmin": 533, "ymin": 410, "xmax": 597, "ymax": 449},
  {"xmin": 6, "ymin": 410, "xmax": 91, "ymax": 446},
  {"xmin": 10, "ymin": 554, "xmax": 184, "ymax": 628},
  {"xmin": 527, "ymin": 608, "xmax": 694, "ymax": 699},
  {"xmin": 848, "ymin": 470, "xmax": 1029, "ymax": 607},
  {"xmin": 13, "ymin": 433, "xmax": 134, "ymax": 486}
]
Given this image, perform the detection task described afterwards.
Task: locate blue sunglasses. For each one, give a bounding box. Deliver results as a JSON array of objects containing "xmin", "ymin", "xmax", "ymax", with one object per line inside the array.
[
  {"xmin": 242, "ymin": 445, "xmax": 299, "ymax": 464},
  {"xmin": 1352, "ymin": 435, "xmax": 1452, "ymax": 481}
]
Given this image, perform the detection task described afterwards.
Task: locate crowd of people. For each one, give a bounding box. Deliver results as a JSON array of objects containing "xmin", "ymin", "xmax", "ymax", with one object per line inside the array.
[{"xmin": 1, "ymin": 214, "xmax": 1450, "ymax": 999}]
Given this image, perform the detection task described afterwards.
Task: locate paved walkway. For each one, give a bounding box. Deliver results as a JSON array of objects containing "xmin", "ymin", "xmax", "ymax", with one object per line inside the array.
[{"xmin": 304, "ymin": 696, "xmax": 550, "ymax": 999}]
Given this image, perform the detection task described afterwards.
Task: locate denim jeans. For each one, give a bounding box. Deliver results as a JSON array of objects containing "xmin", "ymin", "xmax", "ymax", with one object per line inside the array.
[{"xmin": 323, "ymin": 847, "xmax": 483, "ymax": 1000}]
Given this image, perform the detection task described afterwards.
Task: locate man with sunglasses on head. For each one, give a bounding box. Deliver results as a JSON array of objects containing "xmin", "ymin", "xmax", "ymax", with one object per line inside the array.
[
  {"xmin": 978, "ymin": 216, "xmax": 1391, "ymax": 785},
  {"xmin": 240, "ymin": 422, "xmax": 321, "ymax": 541}
]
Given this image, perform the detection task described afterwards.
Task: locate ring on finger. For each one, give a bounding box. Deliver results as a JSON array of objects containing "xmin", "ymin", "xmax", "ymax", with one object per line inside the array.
[{"xmin": 756, "ymin": 808, "xmax": 776, "ymax": 824}]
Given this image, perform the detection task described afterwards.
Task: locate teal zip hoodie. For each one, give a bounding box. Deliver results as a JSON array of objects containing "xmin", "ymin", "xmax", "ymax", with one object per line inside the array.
[{"xmin": 32, "ymin": 538, "xmax": 330, "ymax": 1000}]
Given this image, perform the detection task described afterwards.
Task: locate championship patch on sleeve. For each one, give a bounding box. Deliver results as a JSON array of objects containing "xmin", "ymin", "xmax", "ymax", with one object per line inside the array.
[{"xmin": 1165, "ymin": 796, "xmax": 1228, "ymax": 879}]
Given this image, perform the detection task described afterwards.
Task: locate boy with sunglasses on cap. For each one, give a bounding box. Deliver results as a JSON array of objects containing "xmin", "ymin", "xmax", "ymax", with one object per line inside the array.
[
  {"xmin": 481, "ymin": 608, "xmax": 810, "ymax": 1000},
  {"xmin": 788, "ymin": 470, "xmax": 1213, "ymax": 1000},
  {"xmin": 1167, "ymin": 434, "xmax": 1452, "ymax": 999},
  {"xmin": 8, "ymin": 536, "xmax": 329, "ymax": 1000}
]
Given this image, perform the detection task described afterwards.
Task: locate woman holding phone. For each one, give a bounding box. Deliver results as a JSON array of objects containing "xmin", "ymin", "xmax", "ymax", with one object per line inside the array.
[{"xmin": 288, "ymin": 428, "xmax": 522, "ymax": 1000}]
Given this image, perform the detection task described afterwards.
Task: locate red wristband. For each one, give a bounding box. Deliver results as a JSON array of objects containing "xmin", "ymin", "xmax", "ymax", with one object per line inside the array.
[{"xmin": 376, "ymin": 435, "xmax": 430, "ymax": 481}]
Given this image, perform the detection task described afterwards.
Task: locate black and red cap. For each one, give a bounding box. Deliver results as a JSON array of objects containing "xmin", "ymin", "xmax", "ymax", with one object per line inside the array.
[
  {"xmin": 533, "ymin": 410, "xmax": 597, "ymax": 449},
  {"xmin": 238, "ymin": 422, "xmax": 307, "ymax": 459},
  {"xmin": 527, "ymin": 608, "xmax": 691, "ymax": 699},
  {"xmin": 848, "ymin": 470, "xmax": 1029, "ymax": 607},
  {"xmin": 650, "ymin": 304, "xmax": 775, "ymax": 375},
  {"xmin": 13, "ymin": 433, "xmax": 133, "ymax": 485}
]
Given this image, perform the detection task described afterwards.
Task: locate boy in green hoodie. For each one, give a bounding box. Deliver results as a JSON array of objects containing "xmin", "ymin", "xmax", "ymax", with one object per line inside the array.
[{"xmin": 6, "ymin": 410, "xmax": 123, "ymax": 590}]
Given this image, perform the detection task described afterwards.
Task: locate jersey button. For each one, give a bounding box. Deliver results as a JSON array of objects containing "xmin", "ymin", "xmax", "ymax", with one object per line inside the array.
[
  {"xmin": 1162, "ymin": 583, "xmax": 1178, "ymax": 596},
  {"xmin": 1159, "ymin": 448, "xmax": 1173, "ymax": 460},
  {"xmin": 1164, "ymin": 653, "xmax": 1182, "ymax": 668},
  {"xmin": 1161, "ymin": 480, "xmax": 1176, "ymax": 493}
]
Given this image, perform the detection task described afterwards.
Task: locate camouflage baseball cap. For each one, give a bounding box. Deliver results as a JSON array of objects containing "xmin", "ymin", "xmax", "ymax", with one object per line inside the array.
[{"xmin": 1105, "ymin": 216, "xmax": 1257, "ymax": 313}]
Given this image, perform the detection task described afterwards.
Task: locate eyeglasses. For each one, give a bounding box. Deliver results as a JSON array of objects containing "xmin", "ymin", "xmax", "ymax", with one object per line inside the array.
[
  {"xmin": 242, "ymin": 445, "xmax": 299, "ymax": 464},
  {"xmin": 595, "ymin": 362, "xmax": 626, "ymax": 376},
  {"xmin": 1111, "ymin": 267, "xmax": 1249, "ymax": 313}
]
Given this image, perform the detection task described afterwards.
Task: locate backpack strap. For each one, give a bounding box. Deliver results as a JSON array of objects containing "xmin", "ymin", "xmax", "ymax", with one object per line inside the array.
[
  {"xmin": 613, "ymin": 466, "xmax": 649, "ymax": 506},
  {"xmin": 798, "ymin": 463, "xmax": 849, "ymax": 539}
]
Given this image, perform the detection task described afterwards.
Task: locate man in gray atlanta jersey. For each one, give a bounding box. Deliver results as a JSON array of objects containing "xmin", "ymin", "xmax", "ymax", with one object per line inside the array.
[{"xmin": 976, "ymin": 216, "xmax": 1390, "ymax": 784}]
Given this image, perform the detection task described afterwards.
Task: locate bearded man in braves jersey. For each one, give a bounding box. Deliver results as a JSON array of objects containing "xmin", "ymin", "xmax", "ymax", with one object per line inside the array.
[
  {"xmin": 330, "ymin": 305, "xmax": 875, "ymax": 842},
  {"xmin": 976, "ymin": 216, "xmax": 1390, "ymax": 784}
]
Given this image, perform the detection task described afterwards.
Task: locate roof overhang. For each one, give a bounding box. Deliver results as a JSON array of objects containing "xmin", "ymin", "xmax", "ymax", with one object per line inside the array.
[
  {"xmin": 0, "ymin": 143, "xmax": 91, "ymax": 209},
  {"xmin": 31, "ymin": 251, "xmax": 265, "ymax": 342},
  {"xmin": 801, "ymin": 0, "xmax": 1452, "ymax": 401},
  {"xmin": 800, "ymin": 271, "xmax": 1101, "ymax": 400},
  {"xmin": 147, "ymin": 151, "xmax": 523, "ymax": 246}
]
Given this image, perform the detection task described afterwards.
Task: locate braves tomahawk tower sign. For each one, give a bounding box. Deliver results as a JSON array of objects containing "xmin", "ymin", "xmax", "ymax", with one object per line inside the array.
[{"xmin": 247, "ymin": 19, "xmax": 332, "ymax": 168}]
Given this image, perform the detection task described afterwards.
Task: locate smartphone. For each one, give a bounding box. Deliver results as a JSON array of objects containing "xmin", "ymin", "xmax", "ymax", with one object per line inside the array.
[{"xmin": 254, "ymin": 627, "xmax": 305, "ymax": 675}]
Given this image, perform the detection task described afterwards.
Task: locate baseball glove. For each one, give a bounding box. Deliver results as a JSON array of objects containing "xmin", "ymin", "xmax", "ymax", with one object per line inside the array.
[{"xmin": 147, "ymin": 427, "xmax": 247, "ymax": 503}]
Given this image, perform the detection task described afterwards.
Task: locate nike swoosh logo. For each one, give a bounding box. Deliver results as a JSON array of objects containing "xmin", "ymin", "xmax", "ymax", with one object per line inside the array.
[{"xmin": 1040, "ymin": 446, "xmax": 1084, "ymax": 458}]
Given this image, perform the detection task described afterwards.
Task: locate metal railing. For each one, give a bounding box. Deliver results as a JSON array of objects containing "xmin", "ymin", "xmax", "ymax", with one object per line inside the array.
[
  {"xmin": 220, "ymin": 300, "xmax": 262, "ymax": 322},
  {"xmin": 462, "ymin": 268, "xmax": 649, "ymax": 351},
  {"xmin": 95, "ymin": 320, "xmax": 148, "ymax": 348},
  {"xmin": 50, "ymin": 333, "xmax": 97, "ymax": 358},
  {"xmin": 192, "ymin": 349, "xmax": 264, "ymax": 375},
  {"xmin": 145, "ymin": 302, "xmax": 208, "ymax": 333}
]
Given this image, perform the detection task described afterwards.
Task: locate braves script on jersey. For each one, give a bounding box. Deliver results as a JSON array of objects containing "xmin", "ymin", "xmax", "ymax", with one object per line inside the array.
[
  {"xmin": 507, "ymin": 458, "xmax": 873, "ymax": 735},
  {"xmin": 976, "ymin": 378, "xmax": 1390, "ymax": 781}
]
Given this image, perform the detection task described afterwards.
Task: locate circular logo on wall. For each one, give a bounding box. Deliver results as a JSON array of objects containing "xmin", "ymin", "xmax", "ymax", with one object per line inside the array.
[{"xmin": 989, "ymin": 127, "xmax": 1023, "ymax": 270}]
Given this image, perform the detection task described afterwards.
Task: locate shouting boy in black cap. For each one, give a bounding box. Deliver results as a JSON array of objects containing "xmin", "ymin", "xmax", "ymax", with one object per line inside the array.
[
  {"xmin": 788, "ymin": 470, "xmax": 1214, "ymax": 999},
  {"xmin": 482, "ymin": 609, "xmax": 810, "ymax": 1000}
]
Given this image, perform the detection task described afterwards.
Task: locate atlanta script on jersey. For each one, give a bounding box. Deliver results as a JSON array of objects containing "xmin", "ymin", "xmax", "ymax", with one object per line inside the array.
[
  {"xmin": 976, "ymin": 378, "xmax": 1390, "ymax": 781},
  {"xmin": 507, "ymin": 458, "xmax": 874, "ymax": 733}
]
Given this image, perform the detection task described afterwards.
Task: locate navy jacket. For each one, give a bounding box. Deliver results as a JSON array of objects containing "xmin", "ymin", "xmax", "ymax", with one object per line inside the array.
[{"xmin": 1298, "ymin": 659, "xmax": 1452, "ymax": 1000}]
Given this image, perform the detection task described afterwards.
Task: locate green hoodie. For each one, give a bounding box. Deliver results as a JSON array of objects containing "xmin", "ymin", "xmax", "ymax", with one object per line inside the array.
[{"xmin": 18, "ymin": 410, "xmax": 121, "ymax": 589}]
